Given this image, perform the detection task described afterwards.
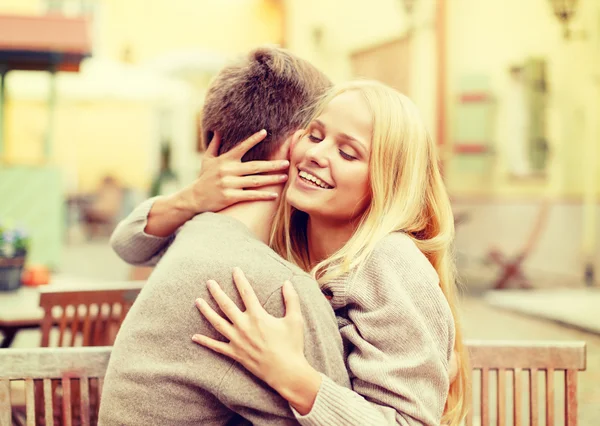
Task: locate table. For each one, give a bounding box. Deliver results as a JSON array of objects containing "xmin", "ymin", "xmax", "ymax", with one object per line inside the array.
[{"xmin": 0, "ymin": 276, "xmax": 144, "ymax": 348}]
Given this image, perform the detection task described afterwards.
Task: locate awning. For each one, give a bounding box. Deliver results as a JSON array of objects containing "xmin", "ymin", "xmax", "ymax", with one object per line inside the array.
[{"xmin": 0, "ymin": 14, "xmax": 92, "ymax": 72}]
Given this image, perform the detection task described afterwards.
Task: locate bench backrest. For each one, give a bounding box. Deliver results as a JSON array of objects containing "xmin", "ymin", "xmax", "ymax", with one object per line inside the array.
[
  {"xmin": 0, "ymin": 347, "xmax": 111, "ymax": 426},
  {"xmin": 0, "ymin": 341, "xmax": 587, "ymax": 426},
  {"xmin": 466, "ymin": 340, "xmax": 587, "ymax": 426},
  {"xmin": 39, "ymin": 285, "xmax": 142, "ymax": 347}
]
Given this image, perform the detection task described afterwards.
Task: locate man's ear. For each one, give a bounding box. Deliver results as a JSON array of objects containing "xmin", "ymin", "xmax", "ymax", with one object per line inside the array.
[
  {"xmin": 271, "ymin": 130, "xmax": 303, "ymax": 162},
  {"xmin": 290, "ymin": 129, "xmax": 304, "ymax": 152}
]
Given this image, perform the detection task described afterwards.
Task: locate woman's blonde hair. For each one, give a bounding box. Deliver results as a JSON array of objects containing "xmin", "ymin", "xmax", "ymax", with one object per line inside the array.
[{"xmin": 270, "ymin": 80, "xmax": 470, "ymax": 425}]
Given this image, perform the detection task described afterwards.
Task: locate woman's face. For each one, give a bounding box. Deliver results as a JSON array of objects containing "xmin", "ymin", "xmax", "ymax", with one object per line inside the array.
[{"xmin": 286, "ymin": 91, "xmax": 372, "ymax": 223}]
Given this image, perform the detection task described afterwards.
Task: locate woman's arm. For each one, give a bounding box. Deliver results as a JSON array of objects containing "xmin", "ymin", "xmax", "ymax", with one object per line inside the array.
[
  {"xmin": 110, "ymin": 130, "xmax": 289, "ymax": 265},
  {"xmin": 287, "ymin": 234, "xmax": 455, "ymax": 426}
]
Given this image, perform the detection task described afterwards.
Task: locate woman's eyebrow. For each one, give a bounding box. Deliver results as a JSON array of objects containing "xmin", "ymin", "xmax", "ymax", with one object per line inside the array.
[
  {"xmin": 313, "ymin": 119, "xmax": 326, "ymax": 129},
  {"xmin": 339, "ymin": 133, "xmax": 368, "ymax": 152}
]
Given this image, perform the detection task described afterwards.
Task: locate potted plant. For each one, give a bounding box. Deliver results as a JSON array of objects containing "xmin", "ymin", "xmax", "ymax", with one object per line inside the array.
[{"xmin": 0, "ymin": 224, "xmax": 29, "ymax": 291}]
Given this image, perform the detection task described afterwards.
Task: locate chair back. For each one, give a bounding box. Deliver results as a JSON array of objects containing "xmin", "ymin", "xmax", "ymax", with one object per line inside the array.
[
  {"xmin": 39, "ymin": 284, "xmax": 142, "ymax": 347},
  {"xmin": 466, "ymin": 340, "xmax": 586, "ymax": 426},
  {"xmin": 0, "ymin": 346, "xmax": 111, "ymax": 426}
]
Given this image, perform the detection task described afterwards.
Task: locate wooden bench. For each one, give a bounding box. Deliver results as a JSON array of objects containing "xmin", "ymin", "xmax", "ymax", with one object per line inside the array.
[
  {"xmin": 0, "ymin": 347, "xmax": 110, "ymax": 426},
  {"xmin": 0, "ymin": 341, "xmax": 587, "ymax": 425},
  {"xmin": 467, "ymin": 340, "xmax": 587, "ymax": 426}
]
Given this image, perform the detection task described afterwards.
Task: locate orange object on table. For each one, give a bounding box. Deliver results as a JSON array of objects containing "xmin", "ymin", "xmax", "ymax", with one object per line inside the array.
[{"xmin": 21, "ymin": 266, "xmax": 50, "ymax": 286}]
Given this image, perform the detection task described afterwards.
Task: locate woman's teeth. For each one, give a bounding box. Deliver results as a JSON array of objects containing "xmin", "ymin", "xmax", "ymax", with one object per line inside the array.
[{"xmin": 298, "ymin": 170, "xmax": 332, "ymax": 189}]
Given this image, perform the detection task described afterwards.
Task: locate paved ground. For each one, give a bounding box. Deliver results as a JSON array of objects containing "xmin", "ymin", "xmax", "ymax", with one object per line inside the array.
[{"xmin": 483, "ymin": 288, "xmax": 600, "ymax": 335}]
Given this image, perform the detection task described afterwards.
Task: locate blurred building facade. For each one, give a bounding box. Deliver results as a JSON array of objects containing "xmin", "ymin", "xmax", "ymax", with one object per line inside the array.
[
  {"xmin": 282, "ymin": 0, "xmax": 599, "ymax": 286},
  {"xmin": 0, "ymin": 0, "xmax": 283, "ymax": 193}
]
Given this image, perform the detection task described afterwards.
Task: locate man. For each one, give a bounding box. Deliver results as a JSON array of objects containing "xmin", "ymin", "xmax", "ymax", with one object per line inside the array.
[{"xmin": 98, "ymin": 47, "xmax": 350, "ymax": 426}]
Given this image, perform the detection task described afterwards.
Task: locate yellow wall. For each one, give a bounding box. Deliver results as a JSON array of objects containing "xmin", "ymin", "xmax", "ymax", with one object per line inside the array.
[
  {"xmin": 0, "ymin": 0, "xmax": 284, "ymax": 192},
  {"xmin": 445, "ymin": 0, "xmax": 599, "ymax": 198},
  {"xmin": 0, "ymin": 0, "xmax": 43, "ymax": 14},
  {"xmin": 98, "ymin": 0, "xmax": 283, "ymax": 61},
  {"xmin": 5, "ymin": 98, "xmax": 155, "ymax": 192},
  {"xmin": 285, "ymin": 0, "xmax": 600, "ymax": 199}
]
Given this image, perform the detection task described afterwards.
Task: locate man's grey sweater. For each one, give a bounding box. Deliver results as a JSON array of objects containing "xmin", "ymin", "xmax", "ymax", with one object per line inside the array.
[{"xmin": 98, "ymin": 212, "xmax": 350, "ymax": 426}]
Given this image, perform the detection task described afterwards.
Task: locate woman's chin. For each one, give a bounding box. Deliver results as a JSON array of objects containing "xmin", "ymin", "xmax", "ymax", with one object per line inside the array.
[{"xmin": 286, "ymin": 191, "xmax": 319, "ymax": 216}]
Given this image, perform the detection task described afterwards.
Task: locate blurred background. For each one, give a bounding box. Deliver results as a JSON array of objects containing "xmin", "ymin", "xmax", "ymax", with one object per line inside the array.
[{"xmin": 0, "ymin": 0, "xmax": 598, "ymax": 422}]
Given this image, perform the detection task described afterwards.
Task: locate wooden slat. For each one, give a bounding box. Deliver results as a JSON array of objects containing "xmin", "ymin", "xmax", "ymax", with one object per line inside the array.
[
  {"xmin": 43, "ymin": 378, "xmax": 54, "ymax": 425},
  {"xmin": 92, "ymin": 304, "xmax": 105, "ymax": 346},
  {"xmin": 103, "ymin": 304, "xmax": 115, "ymax": 345},
  {"xmin": 467, "ymin": 340, "xmax": 586, "ymax": 370},
  {"xmin": 0, "ymin": 379, "xmax": 11, "ymax": 426},
  {"xmin": 62, "ymin": 377, "xmax": 72, "ymax": 426},
  {"xmin": 565, "ymin": 369, "xmax": 578, "ymax": 426},
  {"xmin": 513, "ymin": 368, "xmax": 522, "ymax": 426},
  {"xmin": 481, "ymin": 368, "xmax": 489, "ymax": 425},
  {"xmin": 546, "ymin": 368, "xmax": 555, "ymax": 425},
  {"xmin": 69, "ymin": 304, "xmax": 81, "ymax": 347},
  {"xmin": 82, "ymin": 303, "xmax": 93, "ymax": 347},
  {"xmin": 497, "ymin": 368, "xmax": 506, "ymax": 426},
  {"xmin": 58, "ymin": 306, "xmax": 69, "ymax": 347},
  {"xmin": 25, "ymin": 378, "xmax": 35, "ymax": 426},
  {"xmin": 530, "ymin": 368, "xmax": 539, "ymax": 426},
  {"xmin": 80, "ymin": 377, "xmax": 90, "ymax": 426},
  {"xmin": 40, "ymin": 308, "xmax": 54, "ymax": 347},
  {"xmin": 0, "ymin": 347, "xmax": 111, "ymax": 380}
]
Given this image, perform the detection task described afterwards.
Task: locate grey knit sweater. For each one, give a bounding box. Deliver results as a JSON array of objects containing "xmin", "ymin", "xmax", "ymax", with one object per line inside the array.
[
  {"xmin": 99, "ymin": 212, "xmax": 350, "ymax": 425},
  {"xmin": 110, "ymin": 198, "xmax": 455, "ymax": 425}
]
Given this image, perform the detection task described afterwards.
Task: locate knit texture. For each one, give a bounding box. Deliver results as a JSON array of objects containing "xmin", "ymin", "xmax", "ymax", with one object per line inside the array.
[
  {"xmin": 108, "ymin": 199, "xmax": 455, "ymax": 425},
  {"xmin": 99, "ymin": 211, "xmax": 350, "ymax": 426},
  {"xmin": 293, "ymin": 232, "xmax": 455, "ymax": 425}
]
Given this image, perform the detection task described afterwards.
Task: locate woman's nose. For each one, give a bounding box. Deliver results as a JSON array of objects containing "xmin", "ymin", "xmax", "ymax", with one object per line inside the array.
[{"xmin": 306, "ymin": 142, "xmax": 330, "ymax": 168}]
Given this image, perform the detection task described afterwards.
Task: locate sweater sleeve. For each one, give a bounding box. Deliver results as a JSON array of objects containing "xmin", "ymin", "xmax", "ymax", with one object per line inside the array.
[
  {"xmin": 293, "ymin": 234, "xmax": 455, "ymax": 426},
  {"xmin": 109, "ymin": 197, "xmax": 175, "ymax": 266}
]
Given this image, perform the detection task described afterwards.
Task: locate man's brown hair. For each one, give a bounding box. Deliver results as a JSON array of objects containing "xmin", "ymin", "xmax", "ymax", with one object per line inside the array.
[{"xmin": 201, "ymin": 46, "xmax": 332, "ymax": 162}]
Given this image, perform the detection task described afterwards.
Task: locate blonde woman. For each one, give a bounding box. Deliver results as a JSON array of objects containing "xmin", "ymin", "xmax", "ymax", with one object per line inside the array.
[{"xmin": 112, "ymin": 81, "xmax": 469, "ymax": 425}]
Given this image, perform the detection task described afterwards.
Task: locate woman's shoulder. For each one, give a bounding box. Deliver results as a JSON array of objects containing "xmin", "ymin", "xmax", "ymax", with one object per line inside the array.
[{"xmin": 368, "ymin": 232, "xmax": 439, "ymax": 283}]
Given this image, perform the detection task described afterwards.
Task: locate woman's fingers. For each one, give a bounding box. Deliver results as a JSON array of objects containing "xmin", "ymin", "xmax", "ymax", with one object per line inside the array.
[
  {"xmin": 227, "ymin": 129, "xmax": 267, "ymax": 160},
  {"xmin": 195, "ymin": 298, "xmax": 234, "ymax": 338},
  {"xmin": 236, "ymin": 159, "xmax": 290, "ymax": 176},
  {"xmin": 282, "ymin": 281, "xmax": 302, "ymax": 322},
  {"xmin": 232, "ymin": 267, "xmax": 263, "ymax": 313},
  {"xmin": 205, "ymin": 132, "xmax": 222, "ymax": 158},
  {"xmin": 224, "ymin": 189, "xmax": 279, "ymax": 203},
  {"xmin": 206, "ymin": 281, "xmax": 244, "ymax": 325},
  {"xmin": 228, "ymin": 174, "xmax": 288, "ymax": 189},
  {"xmin": 192, "ymin": 334, "xmax": 236, "ymax": 360}
]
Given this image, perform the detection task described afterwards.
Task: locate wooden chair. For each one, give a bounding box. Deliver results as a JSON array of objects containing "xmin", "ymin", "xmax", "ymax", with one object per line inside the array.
[
  {"xmin": 27, "ymin": 285, "xmax": 142, "ymax": 424},
  {"xmin": 466, "ymin": 340, "xmax": 587, "ymax": 426},
  {"xmin": 0, "ymin": 346, "xmax": 111, "ymax": 426},
  {"xmin": 39, "ymin": 284, "xmax": 143, "ymax": 347}
]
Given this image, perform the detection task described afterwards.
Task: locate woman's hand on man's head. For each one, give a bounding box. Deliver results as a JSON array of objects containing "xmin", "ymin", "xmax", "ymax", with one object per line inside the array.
[{"xmin": 177, "ymin": 130, "xmax": 291, "ymax": 215}]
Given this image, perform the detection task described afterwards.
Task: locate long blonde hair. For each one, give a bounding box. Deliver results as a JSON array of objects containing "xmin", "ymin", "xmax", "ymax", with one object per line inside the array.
[{"xmin": 270, "ymin": 80, "xmax": 470, "ymax": 425}]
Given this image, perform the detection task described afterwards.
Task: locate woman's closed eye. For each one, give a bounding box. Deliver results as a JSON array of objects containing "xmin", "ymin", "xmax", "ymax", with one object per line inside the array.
[
  {"xmin": 307, "ymin": 134, "xmax": 322, "ymax": 143},
  {"xmin": 339, "ymin": 149, "xmax": 357, "ymax": 161}
]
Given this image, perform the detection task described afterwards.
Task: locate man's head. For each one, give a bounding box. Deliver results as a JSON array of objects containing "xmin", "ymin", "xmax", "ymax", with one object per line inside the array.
[{"xmin": 201, "ymin": 46, "xmax": 332, "ymax": 162}]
